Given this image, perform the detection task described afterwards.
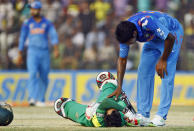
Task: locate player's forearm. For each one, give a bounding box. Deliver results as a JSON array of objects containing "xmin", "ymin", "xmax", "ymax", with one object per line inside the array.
[
  {"xmin": 18, "ymin": 24, "xmax": 29, "ymax": 51},
  {"xmin": 117, "ymin": 57, "xmax": 127, "ymax": 89},
  {"xmin": 161, "ymin": 33, "xmax": 175, "ymax": 61},
  {"xmin": 18, "ymin": 38, "xmax": 26, "ymax": 51},
  {"xmin": 97, "ymin": 98, "xmax": 124, "ymax": 111}
]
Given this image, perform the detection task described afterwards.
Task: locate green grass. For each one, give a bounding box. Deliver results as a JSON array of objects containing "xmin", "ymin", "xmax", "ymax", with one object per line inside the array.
[{"xmin": 1, "ymin": 106, "xmax": 194, "ymax": 131}]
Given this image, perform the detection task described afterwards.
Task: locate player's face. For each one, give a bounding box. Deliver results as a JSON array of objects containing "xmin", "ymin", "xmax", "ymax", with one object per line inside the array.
[
  {"xmin": 126, "ymin": 31, "xmax": 137, "ymax": 45},
  {"xmin": 30, "ymin": 8, "xmax": 41, "ymax": 17}
]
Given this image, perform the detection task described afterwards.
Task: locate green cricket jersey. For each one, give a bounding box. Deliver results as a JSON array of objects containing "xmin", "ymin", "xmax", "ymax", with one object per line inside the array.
[{"xmin": 63, "ymin": 82, "xmax": 129, "ymax": 127}]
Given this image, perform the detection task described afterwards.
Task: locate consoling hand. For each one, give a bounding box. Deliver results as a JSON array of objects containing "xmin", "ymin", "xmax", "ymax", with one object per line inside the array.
[{"xmin": 107, "ymin": 86, "xmax": 122, "ymax": 100}]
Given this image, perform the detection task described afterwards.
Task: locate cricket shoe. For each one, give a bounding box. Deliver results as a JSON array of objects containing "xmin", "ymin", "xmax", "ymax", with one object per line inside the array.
[
  {"xmin": 29, "ymin": 99, "xmax": 36, "ymax": 106},
  {"xmin": 135, "ymin": 114, "xmax": 151, "ymax": 126},
  {"xmin": 150, "ymin": 115, "xmax": 165, "ymax": 126},
  {"xmin": 54, "ymin": 97, "xmax": 72, "ymax": 118}
]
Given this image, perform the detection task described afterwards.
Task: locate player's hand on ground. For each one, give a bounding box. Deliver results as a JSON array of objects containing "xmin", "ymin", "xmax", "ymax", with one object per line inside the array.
[
  {"xmin": 107, "ymin": 86, "xmax": 122, "ymax": 100},
  {"xmin": 156, "ymin": 58, "xmax": 168, "ymax": 79}
]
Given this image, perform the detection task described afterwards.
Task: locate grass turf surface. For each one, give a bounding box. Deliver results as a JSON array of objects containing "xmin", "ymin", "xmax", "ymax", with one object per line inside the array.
[{"xmin": 0, "ymin": 106, "xmax": 194, "ymax": 131}]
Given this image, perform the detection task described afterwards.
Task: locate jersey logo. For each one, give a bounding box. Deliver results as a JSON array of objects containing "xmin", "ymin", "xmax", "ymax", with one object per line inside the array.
[
  {"xmin": 142, "ymin": 19, "xmax": 148, "ymax": 27},
  {"xmin": 140, "ymin": 17, "xmax": 146, "ymax": 21},
  {"xmin": 139, "ymin": 16, "xmax": 149, "ymax": 27},
  {"xmin": 30, "ymin": 28, "xmax": 45, "ymax": 34}
]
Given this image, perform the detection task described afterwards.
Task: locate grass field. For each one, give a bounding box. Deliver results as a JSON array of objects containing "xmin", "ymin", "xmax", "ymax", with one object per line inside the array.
[{"xmin": 1, "ymin": 106, "xmax": 194, "ymax": 131}]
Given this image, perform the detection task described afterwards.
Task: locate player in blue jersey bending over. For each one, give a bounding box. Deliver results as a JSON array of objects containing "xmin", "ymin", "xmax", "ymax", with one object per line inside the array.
[
  {"xmin": 108, "ymin": 11, "xmax": 184, "ymax": 126},
  {"xmin": 18, "ymin": 1, "xmax": 59, "ymax": 106}
]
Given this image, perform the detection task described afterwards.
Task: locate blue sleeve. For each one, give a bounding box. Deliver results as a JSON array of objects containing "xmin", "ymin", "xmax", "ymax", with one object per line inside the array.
[
  {"xmin": 119, "ymin": 43, "xmax": 130, "ymax": 58},
  {"xmin": 140, "ymin": 16, "xmax": 170, "ymax": 40},
  {"xmin": 18, "ymin": 22, "xmax": 29, "ymax": 51},
  {"xmin": 48, "ymin": 23, "xmax": 58, "ymax": 45}
]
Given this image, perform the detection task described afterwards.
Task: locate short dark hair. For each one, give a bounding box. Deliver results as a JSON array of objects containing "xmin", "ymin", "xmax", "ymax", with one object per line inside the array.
[
  {"xmin": 104, "ymin": 110, "xmax": 122, "ymax": 127},
  {"xmin": 115, "ymin": 21, "xmax": 137, "ymax": 43}
]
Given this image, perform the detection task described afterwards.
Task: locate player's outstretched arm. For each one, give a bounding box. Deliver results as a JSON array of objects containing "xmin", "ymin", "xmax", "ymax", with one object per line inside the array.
[
  {"xmin": 156, "ymin": 33, "xmax": 175, "ymax": 78},
  {"xmin": 108, "ymin": 57, "xmax": 127, "ymax": 100},
  {"xmin": 110, "ymin": 21, "xmax": 134, "ymax": 99}
]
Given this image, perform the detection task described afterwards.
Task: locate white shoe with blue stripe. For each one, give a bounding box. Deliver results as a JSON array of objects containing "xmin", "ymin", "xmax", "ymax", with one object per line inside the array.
[
  {"xmin": 135, "ymin": 114, "xmax": 151, "ymax": 126},
  {"xmin": 150, "ymin": 115, "xmax": 165, "ymax": 126}
]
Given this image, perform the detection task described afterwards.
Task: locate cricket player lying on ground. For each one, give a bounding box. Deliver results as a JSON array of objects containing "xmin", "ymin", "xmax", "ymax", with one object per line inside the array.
[{"xmin": 54, "ymin": 72, "xmax": 139, "ymax": 127}]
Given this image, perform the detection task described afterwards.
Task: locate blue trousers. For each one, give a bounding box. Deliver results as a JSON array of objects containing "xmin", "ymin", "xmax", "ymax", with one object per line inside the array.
[
  {"xmin": 27, "ymin": 49, "xmax": 50, "ymax": 102},
  {"xmin": 137, "ymin": 24, "xmax": 184, "ymax": 120}
]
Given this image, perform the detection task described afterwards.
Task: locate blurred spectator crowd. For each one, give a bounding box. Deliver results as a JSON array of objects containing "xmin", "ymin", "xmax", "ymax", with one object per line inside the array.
[{"xmin": 0, "ymin": 0, "xmax": 194, "ymax": 70}]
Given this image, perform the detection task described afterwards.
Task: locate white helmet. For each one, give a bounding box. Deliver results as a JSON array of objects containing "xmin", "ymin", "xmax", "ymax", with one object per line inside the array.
[{"xmin": 96, "ymin": 72, "xmax": 116, "ymax": 89}]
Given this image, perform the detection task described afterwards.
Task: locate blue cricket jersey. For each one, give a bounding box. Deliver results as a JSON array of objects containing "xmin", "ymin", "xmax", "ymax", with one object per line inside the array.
[
  {"xmin": 19, "ymin": 16, "xmax": 58, "ymax": 51},
  {"xmin": 119, "ymin": 11, "xmax": 181, "ymax": 58}
]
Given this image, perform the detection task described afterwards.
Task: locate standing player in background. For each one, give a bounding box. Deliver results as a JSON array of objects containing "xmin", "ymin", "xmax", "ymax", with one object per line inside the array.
[
  {"xmin": 17, "ymin": 1, "xmax": 59, "ymax": 106},
  {"xmin": 108, "ymin": 11, "xmax": 183, "ymax": 126}
]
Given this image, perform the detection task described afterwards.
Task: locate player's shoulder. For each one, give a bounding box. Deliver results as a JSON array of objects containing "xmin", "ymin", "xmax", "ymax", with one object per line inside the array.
[
  {"xmin": 128, "ymin": 15, "xmax": 154, "ymax": 29},
  {"xmin": 23, "ymin": 17, "xmax": 33, "ymax": 25},
  {"xmin": 42, "ymin": 16, "xmax": 53, "ymax": 25},
  {"xmin": 138, "ymin": 16, "xmax": 154, "ymax": 24},
  {"xmin": 137, "ymin": 15, "xmax": 157, "ymax": 30}
]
